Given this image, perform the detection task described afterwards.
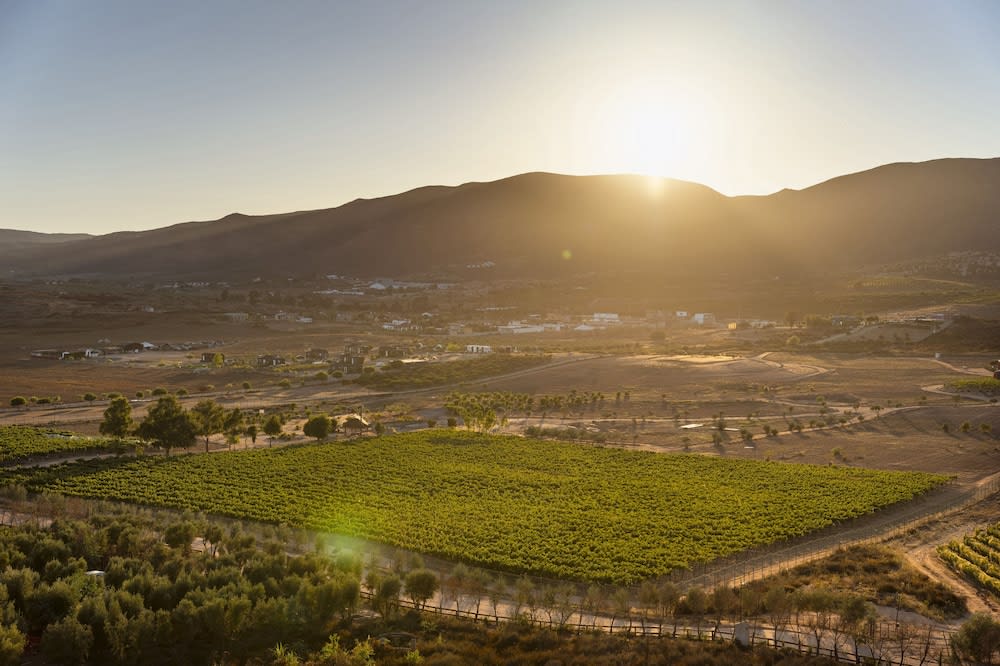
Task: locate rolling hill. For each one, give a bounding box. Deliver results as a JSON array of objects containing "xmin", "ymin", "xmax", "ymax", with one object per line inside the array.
[{"xmin": 4, "ymin": 158, "xmax": 999, "ymax": 281}]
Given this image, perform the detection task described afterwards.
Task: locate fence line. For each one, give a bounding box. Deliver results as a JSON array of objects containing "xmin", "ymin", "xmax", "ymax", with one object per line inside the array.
[{"xmin": 363, "ymin": 589, "xmax": 955, "ymax": 666}]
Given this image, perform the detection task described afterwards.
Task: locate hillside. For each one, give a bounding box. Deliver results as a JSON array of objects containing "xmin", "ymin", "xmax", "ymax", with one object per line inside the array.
[{"xmin": 3, "ymin": 158, "xmax": 999, "ymax": 281}]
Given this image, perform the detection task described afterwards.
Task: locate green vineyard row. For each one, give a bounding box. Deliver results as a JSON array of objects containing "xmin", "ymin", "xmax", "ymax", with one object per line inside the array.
[
  {"xmin": 2, "ymin": 431, "xmax": 946, "ymax": 583},
  {"xmin": 940, "ymin": 527, "xmax": 1000, "ymax": 598},
  {"xmin": 0, "ymin": 425, "xmax": 117, "ymax": 463}
]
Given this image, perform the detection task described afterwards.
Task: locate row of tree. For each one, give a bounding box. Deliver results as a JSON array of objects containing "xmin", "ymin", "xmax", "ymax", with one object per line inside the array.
[
  {"xmin": 99, "ymin": 397, "xmax": 279, "ymax": 455},
  {"xmin": 99, "ymin": 397, "xmax": 382, "ymax": 455}
]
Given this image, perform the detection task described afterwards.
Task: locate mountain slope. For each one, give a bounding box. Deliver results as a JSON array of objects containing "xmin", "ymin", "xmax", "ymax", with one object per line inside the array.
[{"xmin": 5, "ymin": 158, "xmax": 999, "ymax": 280}]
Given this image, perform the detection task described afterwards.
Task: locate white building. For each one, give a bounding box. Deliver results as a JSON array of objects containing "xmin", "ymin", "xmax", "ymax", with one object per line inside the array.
[{"xmin": 466, "ymin": 344, "xmax": 493, "ymax": 353}]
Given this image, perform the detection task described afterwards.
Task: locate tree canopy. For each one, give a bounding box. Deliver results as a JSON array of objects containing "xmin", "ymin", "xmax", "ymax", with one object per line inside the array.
[
  {"xmin": 135, "ymin": 396, "xmax": 197, "ymax": 456},
  {"xmin": 99, "ymin": 396, "xmax": 133, "ymax": 440}
]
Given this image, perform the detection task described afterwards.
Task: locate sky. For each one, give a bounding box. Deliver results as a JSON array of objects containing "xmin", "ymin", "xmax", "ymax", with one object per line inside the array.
[{"xmin": 2, "ymin": 1, "xmax": 999, "ymax": 235}]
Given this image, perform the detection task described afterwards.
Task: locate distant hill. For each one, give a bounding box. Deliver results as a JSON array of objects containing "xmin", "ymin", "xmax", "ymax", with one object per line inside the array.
[
  {"xmin": 0, "ymin": 229, "xmax": 93, "ymax": 272},
  {"xmin": 3, "ymin": 158, "xmax": 999, "ymax": 281}
]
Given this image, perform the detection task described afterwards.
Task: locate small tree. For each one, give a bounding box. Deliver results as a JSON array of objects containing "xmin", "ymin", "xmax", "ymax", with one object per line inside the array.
[
  {"xmin": 303, "ymin": 415, "xmax": 332, "ymax": 441},
  {"xmin": 223, "ymin": 408, "xmax": 244, "ymax": 447},
  {"xmin": 191, "ymin": 399, "xmax": 225, "ymax": 453},
  {"xmin": 263, "ymin": 415, "xmax": 283, "ymax": 447},
  {"xmin": 953, "ymin": 613, "xmax": 1000, "ymax": 666},
  {"xmin": 404, "ymin": 569, "xmax": 439, "ymax": 610},
  {"xmin": 82, "ymin": 392, "xmax": 97, "ymax": 402},
  {"xmin": 99, "ymin": 396, "xmax": 134, "ymax": 440},
  {"xmin": 135, "ymin": 395, "xmax": 197, "ymax": 456}
]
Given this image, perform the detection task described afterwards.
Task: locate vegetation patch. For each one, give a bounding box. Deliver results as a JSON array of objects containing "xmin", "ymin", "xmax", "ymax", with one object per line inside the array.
[
  {"xmin": 356, "ymin": 355, "xmax": 550, "ymax": 390},
  {"xmin": 755, "ymin": 544, "xmax": 966, "ymax": 620},
  {"xmin": 949, "ymin": 377, "xmax": 1000, "ymax": 396},
  {"xmin": 0, "ymin": 425, "xmax": 119, "ymax": 464},
  {"xmin": 2, "ymin": 432, "xmax": 946, "ymax": 584}
]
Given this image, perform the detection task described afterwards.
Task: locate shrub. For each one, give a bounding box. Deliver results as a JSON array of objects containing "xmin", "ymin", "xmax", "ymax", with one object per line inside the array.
[
  {"xmin": 9, "ymin": 396, "xmax": 26, "ymax": 407},
  {"xmin": 151, "ymin": 387, "xmax": 168, "ymax": 396},
  {"xmin": 82, "ymin": 393, "xmax": 97, "ymax": 402}
]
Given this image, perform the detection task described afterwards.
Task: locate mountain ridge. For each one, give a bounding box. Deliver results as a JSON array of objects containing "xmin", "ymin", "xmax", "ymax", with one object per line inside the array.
[{"xmin": 4, "ymin": 158, "xmax": 998, "ymax": 280}]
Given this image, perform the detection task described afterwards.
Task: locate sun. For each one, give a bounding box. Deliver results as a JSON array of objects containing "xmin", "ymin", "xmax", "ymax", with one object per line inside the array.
[{"xmin": 594, "ymin": 79, "xmax": 694, "ymax": 178}]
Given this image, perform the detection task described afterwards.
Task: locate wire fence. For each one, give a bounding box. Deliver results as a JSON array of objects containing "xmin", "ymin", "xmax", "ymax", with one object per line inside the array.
[{"xmin": 363, "ymin": 589, "xmax": 955, "ymax": 666}]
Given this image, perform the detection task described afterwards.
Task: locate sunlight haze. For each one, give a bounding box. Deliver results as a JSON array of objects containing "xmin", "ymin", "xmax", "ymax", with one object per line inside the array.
[{"xmin": 1, "ymin": 0, "xmax": 998, "ymax": 234}]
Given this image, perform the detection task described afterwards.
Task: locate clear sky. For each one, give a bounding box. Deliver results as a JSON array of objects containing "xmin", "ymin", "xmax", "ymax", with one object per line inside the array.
[{"xmin": 2, "ymin": 0, "xmax": 999, "ymax": 235}]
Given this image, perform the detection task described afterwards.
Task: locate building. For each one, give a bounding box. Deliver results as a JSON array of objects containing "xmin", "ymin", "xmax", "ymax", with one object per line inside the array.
[
  {"xmin": 332, "ymin": 352, "xmax": 365, "ymax": 373},
  {"xmin": 692, "ymin": 313, "xmax": 716, "ymax": 326},
  {"xmin": 305, "ymin": 348, "xmax": 329, "ymax": 361},
  {"xmin": 497, "ymin": 321, "xmax": 546, "ymax": 335},
  {"xmin": 378, "ymin": 345, "xmax": 409, "ymax": 358},
  {"xmin": 466, "ymin": 344, "xmax": 492, "ymax": 353},
  {"xmin": 256, "ymin": 354, "xmax": 286, "ymax": 367}
]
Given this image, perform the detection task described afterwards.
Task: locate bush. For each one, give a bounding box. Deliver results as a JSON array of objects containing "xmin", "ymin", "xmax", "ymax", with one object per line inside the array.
[
  {"xmin": 9, "ymin": 396, "xmax": 26, "ymax": 407},
  {"xmin": 82, "ymin": 393, "xmax": 97, "ymax": 402},
  {"xmin": 303, "ymin": 415, "xmax": 332, "ymax": 441},
  {"xmin": 242, "ymin": 381, "xmax": 252, "ymax": 390},
  {"xmin": 279, "ymin": 379, "xmax": 292, "ymax": 389},
  {"xmin": 151, "ymin": 387, "xmax": 168, "ymax": 396}
]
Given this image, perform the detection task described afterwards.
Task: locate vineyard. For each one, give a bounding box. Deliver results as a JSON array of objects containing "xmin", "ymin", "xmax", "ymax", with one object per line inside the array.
[
  {"xmin": 939, "ymin": 524, "xmax": 1000, "ymax": 597},
  {"xmin": 949, "ymin": 377, "xmax": 1000, "ymax": 396},
  {"xmin": 0, "ymin": 425, "xmax": 118, "ymax": 463},
  {"xmin": 1, "ymin": 431, "xmax": 946, "ymax": 583}
]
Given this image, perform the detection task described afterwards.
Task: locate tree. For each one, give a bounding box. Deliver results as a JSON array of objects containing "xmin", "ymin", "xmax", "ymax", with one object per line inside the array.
[
  {"xmin": 191, "ymin": 399, "xmax": 225, "ymax": 453},
  {"xmin": 40, "ymin": 616, "xmax": 93, "ymax": 666},
  {"xmin": 0, "ymin": 623, "xmax": 25, "ymax": 666},
  {"xmin": 404, "ymin": 569, "xmax": 439, "ymax": 610},
  {"xmin": 954, "ymin": 613, "xmax": 1000, "ymax": 665},
  {"xmin": 136, "ymin": 396, "xmax": 197, "ymax": 456},
  {"xmin": 99, "ymin": 396, "xmax": 134, "ymax": 440},
  {"xmin": 223, "ymin": 409, "xmax": 244, "ymax": 450},
  {"xmin": 303, "ymin": 415, "xmax": 332, "ymax": 441},
  {"xmin": 245, "ymin": 424, "xmax": 258, "ymax": 448},
  {"xmin": 372, "ymin": 574, "xmax": 402, "ymax": 618},
  {"xmin": 263, "ymin": 415, "xmax": 283, "ymax": 447}
]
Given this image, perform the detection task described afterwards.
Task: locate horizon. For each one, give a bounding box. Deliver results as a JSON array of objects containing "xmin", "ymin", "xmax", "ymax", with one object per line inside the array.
[
  {"xmin": 3, "ymin": 155, "xmax": 998, "ymax": 238},
  {"xmin": 3, "ymin": 1, "xmax": 1000, "ymax": 235}
]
